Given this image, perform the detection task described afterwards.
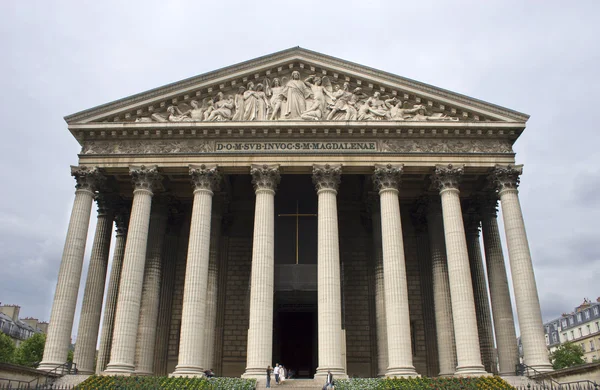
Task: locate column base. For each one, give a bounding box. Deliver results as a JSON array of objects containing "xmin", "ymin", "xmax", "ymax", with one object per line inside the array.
[
  {"xmin": 170, "ymin": 365, "xmax": 205, "ymax": 377},
  {"xmin": 38, "ymin": 361, "xmax": 64, "ymax": 372},
  {"xmin": 314, "ymin": 367, "xmax": 347, "ymax": 379},
  {"xmin": 76, "ymin": 368, "xmax": 94, "ymax": 375},
  {"xmin": 385, "ymin": 366, "xmax": 419, "ymax": 378},
  {"xmin": 135, "ymin": 370, "xmax": 153, "ymax": 376},
  {"xmin": 454, "ymin": 365, "xmax": 490, "ymax": 377},
  {"xmin": 103, "ymin": 362, "xmax": 135, "ymax": 375},
  {"xmin": 527, "ymin": 362, "xmax": 553, "ymax": 373}
]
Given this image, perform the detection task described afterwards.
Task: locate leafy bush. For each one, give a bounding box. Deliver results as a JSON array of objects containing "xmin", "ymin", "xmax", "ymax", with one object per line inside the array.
[
  {"xmin": 76, "ymin": 375, "xmax": 257, "ymax": 390},
  {"xmin": 335, "ymin": 376, "xmax": 515, "ymax": 390},
  {"xmin": 0, "ymin": 333, "xmax": 16, "ymax": 363}
]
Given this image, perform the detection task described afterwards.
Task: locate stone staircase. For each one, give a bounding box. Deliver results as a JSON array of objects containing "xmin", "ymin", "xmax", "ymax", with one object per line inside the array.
[{"xmin": 255, "ymin": 378, "xmax": 325, "ymax": 389}]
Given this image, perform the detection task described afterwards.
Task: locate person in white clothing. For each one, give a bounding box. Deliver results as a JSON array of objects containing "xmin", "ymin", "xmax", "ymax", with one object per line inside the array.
[{"xmin": 274, "ymin": 364, "xmax": 280, "ymax": 384}]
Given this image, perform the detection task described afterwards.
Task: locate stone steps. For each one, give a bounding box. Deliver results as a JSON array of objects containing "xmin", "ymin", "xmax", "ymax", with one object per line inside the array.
[{"xmin": 256, "ymin": 378, "xmax": 325, "ymax": 389}]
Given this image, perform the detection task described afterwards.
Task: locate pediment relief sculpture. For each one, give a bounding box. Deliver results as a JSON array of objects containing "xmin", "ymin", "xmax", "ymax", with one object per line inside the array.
[{"xmin": 133, "ymin": 70, "xmax": 461, "ymax": 124}]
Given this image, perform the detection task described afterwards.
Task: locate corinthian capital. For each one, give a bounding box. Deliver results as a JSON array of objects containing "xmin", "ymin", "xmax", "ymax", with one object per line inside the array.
[
  {"xmin": 312, "ymin": 164, "xmax": 342, "ymax": 192},
  {"xmin": 114, "ymin": 204, "xmax": 130, "ymax": 236},
  {"xmin": 489, "ymin": 164, "xmax": 523, "ymax": 193},
  {"xmin": 95, "ymin": 193, "xmax": 119, "ymax": 216},
  {"xmin": 130, "ymin": 165, "xmax": 162, "ymax": 192},
  {"xmin": 189, "ymin": 164, "xmax": 221, "ymax": 192},
  {"xmin": 431, "ymin": 164, "xmax": 464, "ymax": 192},
  {"xmin": 250, "ymin": 164, "xmax": 280, "ymax": 192},
  {"xmin": 373, "ymin": 163, "xmax": 404, "ymax": 192},
  {"xmin": 71, "ymin": 166, "xmax": 104, "ymax": 192}
]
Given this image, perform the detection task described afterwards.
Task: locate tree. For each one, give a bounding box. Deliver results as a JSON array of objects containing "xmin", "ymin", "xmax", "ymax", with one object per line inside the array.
[
  {"xmin": 0, "ymin": 333, "xmax": 16, "ymax": 363},
  {"xmin": 549, "ymin": 342, "xmax": 585, "ymax": 370},
  {"xmin": 14, "ymin": 333, "xmax": 46, "ymax": 367}
]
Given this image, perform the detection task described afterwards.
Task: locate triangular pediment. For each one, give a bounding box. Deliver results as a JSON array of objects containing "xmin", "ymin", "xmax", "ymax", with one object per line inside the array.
[{"xmin": 65, "ymin": 47, "xmax": 528, "ymax": 125}]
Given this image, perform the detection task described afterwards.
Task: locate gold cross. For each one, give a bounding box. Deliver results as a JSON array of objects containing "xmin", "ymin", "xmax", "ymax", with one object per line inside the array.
[{"xmin": 278, "ymin": 200, "xmax": 317, "ymax": 264}]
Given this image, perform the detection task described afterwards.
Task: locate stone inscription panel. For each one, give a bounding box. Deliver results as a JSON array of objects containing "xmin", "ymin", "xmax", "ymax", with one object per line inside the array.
[
  {"xmin": 80, "ymin": 139, "xmax": 513, "ymax": 155},
  {"xmin": 216, "ymin": 141, "xmax": 376, "ymax": 152}
]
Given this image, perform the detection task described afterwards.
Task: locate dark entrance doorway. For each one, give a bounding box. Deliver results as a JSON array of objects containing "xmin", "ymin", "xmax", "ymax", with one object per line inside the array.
[{"xmin": 273, "ymin": 292, "xmax": 317, "ymax": 378}]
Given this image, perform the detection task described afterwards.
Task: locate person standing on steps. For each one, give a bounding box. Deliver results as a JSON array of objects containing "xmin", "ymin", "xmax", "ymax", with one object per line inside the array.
[
  {"xmin": 274, "ymin": 363, "xmax": 280, "ymax": 385},
  {"xmin": 323, "ymin": 370, "xmax": 334, "ymax": 390},
  {"xmin": 266, "ymin": 366, "xmax": 272, "ymax": 388}
]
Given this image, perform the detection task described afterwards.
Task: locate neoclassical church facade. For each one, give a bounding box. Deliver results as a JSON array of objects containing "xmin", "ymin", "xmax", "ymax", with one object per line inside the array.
[{"xmin": 39, "ymin": 48, "xmax": 552, "ymax": 379}]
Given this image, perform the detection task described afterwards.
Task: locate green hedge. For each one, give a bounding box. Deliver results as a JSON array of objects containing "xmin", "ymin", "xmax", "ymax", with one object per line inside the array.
[
  {"xmin": 76, "ymin": 375, "xmax": 256, "ymax": 390},
  {"xmin": 334, "ymin": 376, "xmax": 515, "ymax": 390}
]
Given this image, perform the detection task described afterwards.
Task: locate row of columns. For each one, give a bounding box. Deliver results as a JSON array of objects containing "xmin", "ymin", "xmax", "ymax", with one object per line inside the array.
[{"xmin": 39, "ymin": 162, "xmax": 552, "ymax": 378}]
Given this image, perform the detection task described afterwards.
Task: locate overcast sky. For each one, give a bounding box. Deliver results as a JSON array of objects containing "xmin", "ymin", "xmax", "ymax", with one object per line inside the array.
[{"xmin": 0, "ymin": 1, "xmax": 598, "ymax": 342}]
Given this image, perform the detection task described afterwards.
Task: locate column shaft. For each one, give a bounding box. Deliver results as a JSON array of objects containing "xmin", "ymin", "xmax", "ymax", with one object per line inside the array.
[
  {"xmin": 153, "ymin": 214, "xmax": 181, "ymax": 376},
  {"xmin": 379, "ymin": 189, "xmax": 417, "ymax": 377},
  {"xmin": 40, "ymin": 166, "xmax": 101, "ymax": 371},
  {"xmin": 480, "ymin": 204, "xmax": 518, "ymax": 376},
  {"xmin": 96, "ymin": 209, "xmax": 128, "ymax": 374},
  {"xmin": 73, "ymin": 200, "xmax": 114, "ymax": 374},
  {"xmin": 105, "ymin": 165, "xmax": 160, "ymax": 374},
  {"xmin": 464, "ymin": 221, "xmax": 496, "ymax": 374},
  {"xmin": 427, "ymin": 202, "xmax": 457, "ymax": 376},
  {"xmin": 371, "ymin": 207, "xmax": 388, "ymax": 377},
  {"xmin": 203, "ymin": 208, "xmax": 223, "ymax": 371},
  {"xmin": 135, "ymin": 200, "xmax": 169, "ymax": 375},
  {"xmin": 243, "ymin": 164, "xmax": 279, "ymax": 378},
  {"xmin": 174, "ymin": 164, "xmax": 220, "ymax": 376},
  {"xmin": 500, "ymin": 189, "xmax": 552, "ymax": 371}
]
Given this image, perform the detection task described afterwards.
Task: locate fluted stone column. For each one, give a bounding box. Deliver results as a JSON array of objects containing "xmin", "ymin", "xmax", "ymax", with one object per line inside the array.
[
  {"xmin": 203, "ymin": 197, "xmax": 223, "ymax": 372},
  {"xmin": 490, "ymin": 165, "xmax": 552, "ymax": 372},
  {"xmin": 105, "ymin": 165, "xmax": 162, "ymax": 374},
  {"xmin": 96, "ymin": 206, "xmax": 129, "ymax": 374},
  {"xmin": 372, "ymin": 164, "xmax": 417, "ymax": 377},
  {"xmin": 463, "ymin": 206, "xmax": 495, "ymax": 374},
  {"xmin": 426, "ymin": 198, "xmax": 457, "ymax": 376},
  {"xmin": 173, "ymin": 165, "xmax": 221, "ymax": 376},
  {"xmin": 73, "ymin": 195, "xmax": 115, "ymax": 374},
  {"xmin": 153, "ymin": 206, "xmax": 183, "ymax": 376},
  {"xmin": 39, "ymin": 166, "xmax": 103, "ymax": 371},
  {"xmin": 479, "ymin": 194, "xmax": 519, "ymax": 376},
  {"xmin": 432, "ymin": 164, "xmax": 487, "ymax": 376},
  {"xmin": 135, "ymin": 196, "xmax": 169, "ymax": 375},
  {"xmin": 242, "ymin": 164, "xmax": 280, "ymax": 379},
  {"xmin": 313, "ymin": 164, "xmax": 347, "ymax": 379},
  {"xmin": 369, "ymin": 196, "xmax": 388, "ymax": 377}
]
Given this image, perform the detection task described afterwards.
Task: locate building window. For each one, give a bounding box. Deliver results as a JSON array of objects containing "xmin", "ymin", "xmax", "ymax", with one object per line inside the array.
[
  {"xmin": 596, "ymin": 322, "xmax": 600, "ymax": 332},
  {"xmin": 591, "ymin": 341, "xmax": 596, "ymax": 351},
  {"xmin": 588, "ymin": 325, "xmax": 592, "ymax": 335},
  {"xmin": 594, "ymin": 307, "xmax": 599, "ymax": 316},
  {"xmin": 579, "ymin": 328, "xmax": 583, "ymax": 337},
  {"xmin": 581, "ymin": 343, "xmax": 586, "ymax": 352},
  {"xmin": 571, "ymin": 330, "xmax": 575, "ymax": 339},
  {"xmin": 553, "ymin": 333, "xmax": 558, "ymax": 342},
  {"xmin": 563, "ymin": 333, "xmax": 568, "ymax": 341},
  {"xmin": 570, "ymin": 317, "xmax": 575, "ymax": 325},
  {"xmin": 562, "ymin": 319, "xmax": 568, "ymax": 328},
  {"xmin": 585, "ymin": 310, "xmax": 591, "ymax": 320},
  {"xmin": 577, "ymin": 313, "xmax": 582, "ymax": 322}
]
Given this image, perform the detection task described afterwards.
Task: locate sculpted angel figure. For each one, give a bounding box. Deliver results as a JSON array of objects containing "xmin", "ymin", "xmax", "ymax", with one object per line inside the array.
[
  {"xmin": 232, "ymin": 86, "xmax": 246, "ymax": 121},
  {"xmin": 281, "ymin": 70, "xmax": 312, "ymax": 119},
  {"xmin": 207, "ymin": 92, "xmax": 235, "ymax": 121},
  {"xmin": 304, "ymin": 75, "xmax": 334, "ymax": 116}
]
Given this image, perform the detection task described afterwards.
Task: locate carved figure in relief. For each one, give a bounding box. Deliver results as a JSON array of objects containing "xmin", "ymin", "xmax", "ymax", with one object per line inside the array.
[
  {"xmin": 187, "ymin": 99, "xmax": 211, "ymax": 121},
  {"xmin": 265, "ymin": 77, "xmax": 287, "ymax": 120},
  {"xmin": 243, "ymin": 82, "xmax": 270, "ymax": 121},
  {"xmin": 304, "ymin": 75, "xmax": 334, "ymax": 115},
  {"xmin": 410, "ymin": 107, "xmax": 458, "ymax": 121},
  {"xmin": 388, "ymin": 99, "xmax": 421, "ymax": 120},
  {"xmin": 358, "ymin": 92, "xmax": 390, "ymax": 120},
  {"xmin": 207, "ymin": 92, "xmax": 234, "ymax": 121},
  {"xmin": 326, "ymin": 82, "xmax": 353, "ymax": 120},
  {"xmin": 166, "ymin": 105, "xmax": 192, "ymax": 122},
  {"xmin": 281, "ymin": 71, "xmax": 313, "ymax": 119},
  {"xmin": 300, "ymin": 99, "xmax": 323, "ymax": 121},
  {"xmin": 232, "ymin": 86, "xmax": 246, "ymax": 121}
]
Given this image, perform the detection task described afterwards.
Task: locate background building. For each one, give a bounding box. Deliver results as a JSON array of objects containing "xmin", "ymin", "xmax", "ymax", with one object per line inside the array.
[
  {"xmin": 542, "ymin": 297, "xmax": 600, "ymax": 362},
  {"xmin": 0, "ymin": 304, "xmax": 48, "ymax": 347}
]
